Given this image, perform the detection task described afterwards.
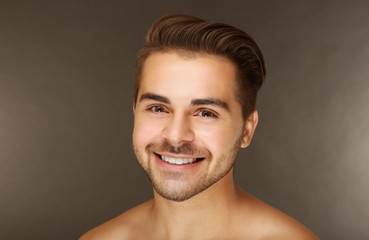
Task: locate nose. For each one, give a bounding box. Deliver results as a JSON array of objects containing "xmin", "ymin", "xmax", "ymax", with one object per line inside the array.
[{"xmin": 161, "ymin": 113, "xmax": 194, "ymax": 147}]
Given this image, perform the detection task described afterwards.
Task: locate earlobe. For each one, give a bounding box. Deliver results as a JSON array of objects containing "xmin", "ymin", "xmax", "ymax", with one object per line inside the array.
[{"xmin": 240, "ymin": 110, "xmax": 258, "ymax": 148}]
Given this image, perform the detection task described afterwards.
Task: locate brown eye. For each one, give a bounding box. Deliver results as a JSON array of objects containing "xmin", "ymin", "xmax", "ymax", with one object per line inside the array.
[
  {"xmin": 148, "ymin": 106, "xmax": 167, "ymax": 113},
  {"xmin": 198, "ymin": 110, "xmax": 217, "ymax": 118}
]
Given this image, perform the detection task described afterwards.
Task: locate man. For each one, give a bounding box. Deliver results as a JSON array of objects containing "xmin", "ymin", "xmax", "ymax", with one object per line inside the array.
[{"xmin": 80, "ymin": 14, "xmax": 318, "ymax": 240}]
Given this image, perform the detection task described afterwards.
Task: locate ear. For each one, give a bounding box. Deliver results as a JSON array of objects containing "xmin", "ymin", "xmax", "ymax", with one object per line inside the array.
[
  {"xmin": 132, "ymin": 99, "xmax": 136, "ymax": 114},
  {"xmin": 240, "ymin": 110, "xmax": 258, "ymax": 148}
]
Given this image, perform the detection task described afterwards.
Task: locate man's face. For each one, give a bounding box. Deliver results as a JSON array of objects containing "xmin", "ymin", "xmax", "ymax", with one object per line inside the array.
[{"xmin": 132, "ymin": 52, "xmax": 253, "ymax": 202}]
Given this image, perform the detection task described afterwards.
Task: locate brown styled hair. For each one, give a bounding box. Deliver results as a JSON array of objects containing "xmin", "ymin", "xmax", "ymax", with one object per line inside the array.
[{"xmin": 134, "ymin": 14, "xmax": 266, "ymax": 118}]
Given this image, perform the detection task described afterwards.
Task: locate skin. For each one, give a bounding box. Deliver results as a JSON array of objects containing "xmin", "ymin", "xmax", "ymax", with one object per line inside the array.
[{"xmin": 80, "ymin": 52, "xmax": 319, "ymax": 240}]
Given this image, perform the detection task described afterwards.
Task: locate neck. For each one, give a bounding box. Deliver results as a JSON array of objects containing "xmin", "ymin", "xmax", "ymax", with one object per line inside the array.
[{"xmin": 149, "ymin": 168, "xmax": 242, "ymax": 240}]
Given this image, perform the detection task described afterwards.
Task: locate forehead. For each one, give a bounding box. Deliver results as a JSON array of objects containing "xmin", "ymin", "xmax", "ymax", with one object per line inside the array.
[{"xmin": 138, "ymin": 52, "xmax": 239, "ymax": 103}]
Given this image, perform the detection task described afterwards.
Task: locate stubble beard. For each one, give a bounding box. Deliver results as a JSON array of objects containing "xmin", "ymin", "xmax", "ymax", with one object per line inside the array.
[{"xmin": 133, "ymin": 135, "xmax": 243, "ymax": 202}]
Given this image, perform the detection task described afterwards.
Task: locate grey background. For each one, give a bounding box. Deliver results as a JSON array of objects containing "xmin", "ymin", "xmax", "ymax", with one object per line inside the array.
[{"xmin": 1, "ymin": 0, "xmax": 368, "ymax": 239}]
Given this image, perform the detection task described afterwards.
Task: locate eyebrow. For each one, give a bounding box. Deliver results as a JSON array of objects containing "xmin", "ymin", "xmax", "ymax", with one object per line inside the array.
[
  {"xmin": 191, "ymin": 98, "xmax": 230, "ymax": 111},
  {"xmin": 139, "ymin": 93, "xmax": 230, "ymax": 111},
  {"xmin": 140, "ymin": 93, "xmax": 170, "ymax": 104}
]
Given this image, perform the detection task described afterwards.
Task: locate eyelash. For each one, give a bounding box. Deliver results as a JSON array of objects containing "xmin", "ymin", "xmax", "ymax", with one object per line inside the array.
[
  {"xmin": 146, "ymin": 105, "xmax": 218, "ymax": 118},
  {"xmin": 146, "ymin": 105, "xmax": 168, "ymax": 113},
  {"xmin": 196, "ymin": 110, "xmax": 218, "ymax": 118}
]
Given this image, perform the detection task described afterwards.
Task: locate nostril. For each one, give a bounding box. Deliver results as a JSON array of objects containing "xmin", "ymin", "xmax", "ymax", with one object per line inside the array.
[{"xmin": 161, "ymin": 116, "xmax": 194, "ymax": 143}]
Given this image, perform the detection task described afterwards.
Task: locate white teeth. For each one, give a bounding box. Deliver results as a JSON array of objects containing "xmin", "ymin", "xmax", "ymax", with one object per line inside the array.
[{"xmin": 161, "ymin": 155, "xmax": 196, "ymax": 165}]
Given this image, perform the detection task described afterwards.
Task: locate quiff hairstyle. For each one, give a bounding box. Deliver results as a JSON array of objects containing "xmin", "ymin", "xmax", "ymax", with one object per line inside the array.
[{"xmin": 134, "ymin": 14, "xmax": 266, "ymax": 118}]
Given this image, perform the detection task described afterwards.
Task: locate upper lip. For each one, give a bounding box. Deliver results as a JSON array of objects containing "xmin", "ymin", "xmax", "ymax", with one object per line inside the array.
[{"xmin": 155, "ymin": 152, "xmax": 204, "ymax": 159}]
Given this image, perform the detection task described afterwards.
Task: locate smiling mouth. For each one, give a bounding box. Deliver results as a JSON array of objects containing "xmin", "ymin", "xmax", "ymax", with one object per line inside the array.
[{"xmin": 155, "ymin": 153, "xmax": 205, "ymax": 165}]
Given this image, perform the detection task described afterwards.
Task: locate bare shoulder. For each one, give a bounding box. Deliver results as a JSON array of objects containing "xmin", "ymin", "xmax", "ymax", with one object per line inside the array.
[
  {"xmin": 79, "ymin": 200, "xmax": 153, "ymax": 240},
  {"xmin": 235, "ymin": 192, "xmax": 319, "ymax": 240}
]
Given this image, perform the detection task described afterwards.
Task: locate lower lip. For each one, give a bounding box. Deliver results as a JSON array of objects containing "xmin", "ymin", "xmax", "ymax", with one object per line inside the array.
[{"xmin": 154, "ymin": 154, "xmax": 204, "ymax": 170}]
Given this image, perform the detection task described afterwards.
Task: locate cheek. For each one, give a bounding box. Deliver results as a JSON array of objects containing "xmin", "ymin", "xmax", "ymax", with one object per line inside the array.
[
  {"xmin": 194, "ymin": 121, "xmax": 242, "ymax": 153},
  {"xmin": 133, "ymin": 116, "xmax": 162, "ymax": 147}
]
